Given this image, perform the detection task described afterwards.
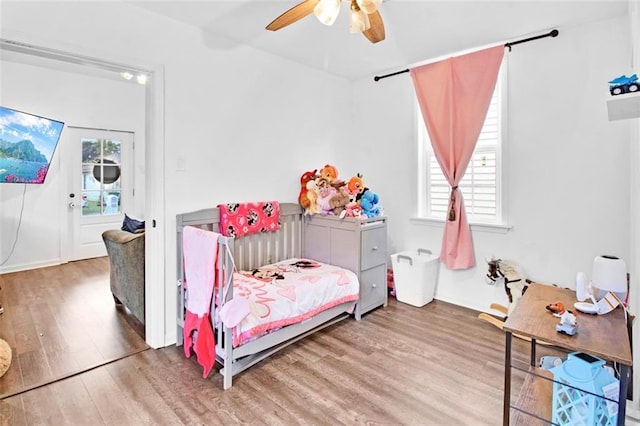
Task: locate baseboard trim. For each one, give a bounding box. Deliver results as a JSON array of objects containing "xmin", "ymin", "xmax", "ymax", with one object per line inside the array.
[{"xmin": 0, "ymin": 259, "xmax": 64, "ymax": 275}]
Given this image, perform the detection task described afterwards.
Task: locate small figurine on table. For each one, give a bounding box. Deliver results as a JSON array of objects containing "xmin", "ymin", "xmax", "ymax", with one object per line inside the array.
[{"xmin": 546, "ymin": 301, "xmax": 578, "ymax": 335}]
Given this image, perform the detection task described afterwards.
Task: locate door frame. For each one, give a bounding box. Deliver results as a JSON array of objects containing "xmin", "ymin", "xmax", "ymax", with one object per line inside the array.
[
  {"xmin": 1, "ymin": 38, "xmax": 168, "ymax": 349},
  {"xmin": 144, "ymin": 67, "xmax": 165, "ymax": 349}
]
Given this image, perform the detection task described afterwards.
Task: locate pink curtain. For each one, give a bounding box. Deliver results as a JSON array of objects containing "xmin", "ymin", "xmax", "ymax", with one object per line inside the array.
[{"xmin": 410, "ymin": 45, "xmax": 504, "ymax": 270}]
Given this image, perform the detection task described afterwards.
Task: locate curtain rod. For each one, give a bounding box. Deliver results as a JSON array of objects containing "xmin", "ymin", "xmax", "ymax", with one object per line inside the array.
[{"xmin": 373, "ymin": 29, "xmax": 559, "ymax": 82}]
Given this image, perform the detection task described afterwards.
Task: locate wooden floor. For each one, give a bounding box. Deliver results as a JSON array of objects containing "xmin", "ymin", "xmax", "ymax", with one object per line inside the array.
[
  {"xmin": 0, "ymin": 257, "xmax": 147, "ymax": 401},
  {"xmin": 0, "ymin": 259, "xmax": 559, "ymax": 425}
]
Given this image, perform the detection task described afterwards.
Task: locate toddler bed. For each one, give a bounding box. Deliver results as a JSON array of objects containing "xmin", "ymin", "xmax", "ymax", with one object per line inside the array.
[{"xmin": 176, "ymin": 202, "xmax": 360, "ymax": 389}]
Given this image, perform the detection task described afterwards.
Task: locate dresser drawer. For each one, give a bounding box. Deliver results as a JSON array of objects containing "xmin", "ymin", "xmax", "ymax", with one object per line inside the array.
[
  {"xmin": 360, "ymin": 227, "xmax": 387, "ymax": 270},
  {"xmin": 358, "ymin": 264, "xmax": 387, "ymax": 314}
]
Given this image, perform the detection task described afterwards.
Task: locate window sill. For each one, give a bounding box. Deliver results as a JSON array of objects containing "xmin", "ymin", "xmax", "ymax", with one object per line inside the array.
[{"xmin": 410, "ymin": 217, "xmax": 513, "ymax": 234}]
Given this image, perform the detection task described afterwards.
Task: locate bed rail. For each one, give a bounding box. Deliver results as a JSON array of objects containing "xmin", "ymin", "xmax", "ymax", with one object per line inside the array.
[
  {"xmin": 176, "ymin": 202, "xmax": 303, "ymax": 338},
  {"xmin": 176, "ymin": 202, "xmax": 357, "ymax": 389}
]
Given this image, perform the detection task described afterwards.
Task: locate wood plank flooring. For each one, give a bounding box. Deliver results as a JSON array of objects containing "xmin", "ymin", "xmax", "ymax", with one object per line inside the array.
[
  {"xmin": 1, "ymin": 259, "xmax": 563, "ymax": 425},
  {"xmin": 0, "ymin": 257, "xmax": 147, "ymax": 400}
]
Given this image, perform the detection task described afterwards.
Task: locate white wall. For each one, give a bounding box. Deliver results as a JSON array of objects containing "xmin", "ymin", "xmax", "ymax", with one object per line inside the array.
[
  {"xmin": 0, "ymin": 1, "xmax": 353, "ymax": 345},
  {"xmin": 0, "ymin": 60, "xmax": 146, "ymax": 272},
  {"xmin": 351, "ymin": 16, "xmax": 634, "ymax": 314},
  {"xmin": 160, "ymin": 27, "xmax": 352, "ymax": 344},
  {"xmin": 1, "ymin": 2, "xmax": 635, "ymax": 349}
]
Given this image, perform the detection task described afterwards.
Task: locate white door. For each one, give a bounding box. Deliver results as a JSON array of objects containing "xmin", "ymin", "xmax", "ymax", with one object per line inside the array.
[{"xmin": 61, "ymin": 127, "xmax": 134, "ymax": 261}]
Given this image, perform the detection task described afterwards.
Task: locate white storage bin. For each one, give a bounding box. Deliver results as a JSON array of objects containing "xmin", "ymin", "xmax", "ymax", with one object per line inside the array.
[{"xmin": 391, "ymin": 248, "xmax": 440, "ymax": 307}]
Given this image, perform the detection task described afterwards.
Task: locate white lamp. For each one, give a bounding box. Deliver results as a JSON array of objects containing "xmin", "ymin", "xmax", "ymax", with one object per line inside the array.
[
  {"xmin": 314, "ymin": 0, "xmax": 341, "ymax": 26},
  {"xmin": 356, "ymin": 0, "xmax": 382, "ymax": 14},
  {"xmin": 591, "ymin": 255, "xmax": 627, "ymax": 301},
  {"xmin": 349, "ymin": 1, "xmax": 370, "ymax": 33}
]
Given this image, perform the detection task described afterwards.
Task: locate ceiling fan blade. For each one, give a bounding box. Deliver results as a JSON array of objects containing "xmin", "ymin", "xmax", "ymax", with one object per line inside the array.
[
  {"xmin": 363, "ymin": 10, "xmax": 385, "ymax": 43},
  {"xmin": 266, "ymin": 0, "xmax": 320, "ymax": 31}
]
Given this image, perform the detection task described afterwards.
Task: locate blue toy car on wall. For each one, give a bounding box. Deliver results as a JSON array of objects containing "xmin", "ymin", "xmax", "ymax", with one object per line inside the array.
[{"xmin": 609, "ymin": 74, "xmax": 639, "ymax": 95}]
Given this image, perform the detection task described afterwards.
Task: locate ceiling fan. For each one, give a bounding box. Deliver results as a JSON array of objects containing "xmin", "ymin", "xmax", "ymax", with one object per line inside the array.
[{"xmin": 266, "ymin": 0, "xmax": 386, "ymax": 44}]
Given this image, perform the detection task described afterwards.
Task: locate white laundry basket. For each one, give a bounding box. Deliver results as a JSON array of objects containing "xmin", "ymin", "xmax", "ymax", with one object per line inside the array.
[{"xmin": 391, "ymin": 248, "xmax": 440, "ymax": 307}]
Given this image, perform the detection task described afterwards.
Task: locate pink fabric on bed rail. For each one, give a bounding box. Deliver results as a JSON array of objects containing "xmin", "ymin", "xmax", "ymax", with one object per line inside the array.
[
  {"xmin": 217, "ymin": 201, "xmax": 280, "ymax": 238},
  {"xmin": 182, "ymin": 226, "xmax": 219, "ymax": 378}
]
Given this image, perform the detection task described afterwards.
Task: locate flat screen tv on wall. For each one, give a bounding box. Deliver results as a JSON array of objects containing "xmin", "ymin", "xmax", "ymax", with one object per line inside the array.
[{"xmin": 0, "ymin": 105, "xmax": 64, "ymax": 184}]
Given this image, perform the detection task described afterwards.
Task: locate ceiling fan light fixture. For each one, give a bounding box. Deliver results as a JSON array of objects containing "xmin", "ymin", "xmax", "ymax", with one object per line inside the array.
[
  {"xmin": 355, "ymin": 0, "xmax": 381, "ymax": 15},
  {"xmin": 349, "ymin": 5, "xmax": 370, "ymax": 34},
  {"xmin": 314, "ymin": 0, "xmax": 341, "ymax": 26}
]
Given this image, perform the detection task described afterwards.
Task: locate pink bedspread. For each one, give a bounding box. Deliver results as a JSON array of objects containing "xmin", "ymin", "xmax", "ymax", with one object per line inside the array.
[{"xmin": 229, "ymin": 258, "xmax": 359, "ymax": 347}]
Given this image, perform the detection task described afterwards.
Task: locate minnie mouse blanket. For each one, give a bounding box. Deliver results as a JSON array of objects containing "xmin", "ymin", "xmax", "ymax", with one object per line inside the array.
[
  {"xmin": 218, "ymin": 201, "xmax": 280, "ymax": 238},
  {"xmin": 225, "ymin": 258, "xmax": 359, "ymax": 347}
]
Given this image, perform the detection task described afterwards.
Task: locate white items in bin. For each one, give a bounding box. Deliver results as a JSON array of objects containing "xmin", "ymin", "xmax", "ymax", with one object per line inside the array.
[{"xmin": 391, "ymin": 248, "xmax": 440, "ymax": 307}]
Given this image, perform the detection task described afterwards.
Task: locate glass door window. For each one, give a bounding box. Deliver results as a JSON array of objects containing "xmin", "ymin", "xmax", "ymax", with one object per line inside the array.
[{"xmin": 81, "ymin": 138, "xmax": 122, "ymax": 216}]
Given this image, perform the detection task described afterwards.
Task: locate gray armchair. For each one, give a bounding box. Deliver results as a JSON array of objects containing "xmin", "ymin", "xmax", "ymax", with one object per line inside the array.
[{"xmin": 102, "ymin": 229, "xmax": 145, "ymax": 324}]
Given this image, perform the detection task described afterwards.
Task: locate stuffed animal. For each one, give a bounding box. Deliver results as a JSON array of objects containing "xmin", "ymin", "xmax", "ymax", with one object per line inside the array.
[
  {"xmin": 316, "ymin": 177, "xmax": 336, "ymax": 215},
  {"xmin": 321, "ymin": 164, "xmax": 347, "ymax": 190},
  {"xmin": 320, "ymin": 164, "xmax": 338, "ymax": 183},
  {"xmin": 298, "ymin": 169, "xmax": 318, "ymax": 210},
  {"xmin": 340, "ymin": 201, "xmax": 365, "ymax": 219},
  {"xmin": 305, "ymin": 179, "xmax": 321, "ymax": 215},
  {"xmin": 329, "ymin": 187, "xmax": 351, "ymax": 216},
  {"xmin": 347, "ymin": 173, "xmax": 366, "ymax": 200},
  {"xmin": 360, "ymin": 189, "xmax": 380, "ymax": 218}
]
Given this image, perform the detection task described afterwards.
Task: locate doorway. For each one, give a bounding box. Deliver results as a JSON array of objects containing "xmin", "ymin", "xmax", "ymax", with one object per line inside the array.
[
  {"xmin": 0, "ymin": 39, "xmax": 165, "ymax": 348},
  {"xmin": 61, "ymin": 127, "xmax": 135, "ymax": 262},
  {"xmin": 60, "ymin": 126, "xmax": 135, "ymax": 261}
]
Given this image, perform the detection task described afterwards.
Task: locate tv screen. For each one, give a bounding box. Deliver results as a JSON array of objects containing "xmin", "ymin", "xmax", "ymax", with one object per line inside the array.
[{"xmin": 0, "ymin": 106, "xmax": 64, "ymax": 184}]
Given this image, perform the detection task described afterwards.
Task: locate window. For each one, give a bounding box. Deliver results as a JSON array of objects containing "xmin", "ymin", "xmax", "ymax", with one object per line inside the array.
[
  {"xmin": 81, "ymin": 138, "xmax": 122, "ymax": 216},
  {"xmin": 417, "ymin": 69, "xmax": 505, "ymax": 226}
]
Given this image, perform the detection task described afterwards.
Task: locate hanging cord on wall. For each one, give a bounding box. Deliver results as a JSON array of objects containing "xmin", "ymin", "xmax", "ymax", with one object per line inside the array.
[
  {"xmin": 0, "ymin": 184, "xmax": 27, "ymax": 266},
  {"xmin": 373, "ymin": 29, "xmax": 559, "ymax": 81}
]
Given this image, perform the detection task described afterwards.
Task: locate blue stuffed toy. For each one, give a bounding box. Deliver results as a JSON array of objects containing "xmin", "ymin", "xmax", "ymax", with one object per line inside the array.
[{"xmin": 360, "ymin": 189, "xmax": 381, "ymax": 218}]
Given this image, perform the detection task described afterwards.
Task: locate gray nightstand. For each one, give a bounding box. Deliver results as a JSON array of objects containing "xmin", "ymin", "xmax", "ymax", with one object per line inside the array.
[{"xmin": 303, "ymin": 214, "xmax": 388, "ymax": 320}]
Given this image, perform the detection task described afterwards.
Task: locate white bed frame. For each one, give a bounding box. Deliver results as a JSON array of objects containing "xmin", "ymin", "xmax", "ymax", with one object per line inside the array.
[{"xmin": 176, "ymin": 203, "xmax": 357, "ymax": 389}]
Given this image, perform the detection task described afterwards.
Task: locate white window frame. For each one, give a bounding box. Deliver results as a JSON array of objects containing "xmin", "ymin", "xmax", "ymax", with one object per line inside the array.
[{"xmin": 415, "ymin": 62, "xmax": 511, "ymax": 233}]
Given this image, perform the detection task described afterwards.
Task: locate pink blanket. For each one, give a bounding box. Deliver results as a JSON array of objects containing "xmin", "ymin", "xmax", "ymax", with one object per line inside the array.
[
  {"xmin": 182, "ymin": 226, "xmax": 219, "ymax": 378},
  {"xmin": 218, "ymin": 201, "xmax": 280, "ymax": 238},
  {"xmin": 229, "ymin": 258, "xmax": 359, "ymax": 347}
]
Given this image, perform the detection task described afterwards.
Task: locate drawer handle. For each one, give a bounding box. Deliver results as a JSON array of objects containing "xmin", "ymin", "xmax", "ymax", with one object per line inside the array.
[
  {"xmin": 372, "ymin": 284, "xmax": 377, "ymax": 288},
  {"xmin": 371, "ymin": 246, "xmax": 378, "ymax": 251}
]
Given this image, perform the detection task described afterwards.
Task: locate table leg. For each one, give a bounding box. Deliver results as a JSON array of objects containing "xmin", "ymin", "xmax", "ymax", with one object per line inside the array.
[
  {"xmin": 618, "ymin": 364, "xmax": 629, "ymax": 426},
  {"xmin": 530, "ymin": 338, "xmax": 536, "ymax": 367},
  {"xmin": 504, "ymin": 331, "xmax": 512, "ymax": 426}
]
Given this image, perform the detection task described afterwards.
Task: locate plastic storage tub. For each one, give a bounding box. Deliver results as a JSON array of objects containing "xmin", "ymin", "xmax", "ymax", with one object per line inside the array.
[{"xmin": 390, "ymin": 248, "xmax": 440, "ymax": 307}]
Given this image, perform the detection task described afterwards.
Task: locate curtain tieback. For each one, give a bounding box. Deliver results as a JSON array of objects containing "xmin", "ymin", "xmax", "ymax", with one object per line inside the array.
[{"xmin": 448, "ymin": 186, "xmax": 459, "ymax": 222}]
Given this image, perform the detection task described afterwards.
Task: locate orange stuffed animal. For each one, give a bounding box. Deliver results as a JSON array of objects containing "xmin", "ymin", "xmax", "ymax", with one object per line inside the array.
[
  {"xmin": 320, "ymin": 164, "xmax": 338, "ymax": 183},
  {"xmin": 320, "ymin": 164, "xmax": 346, "ymax": 190},
  {"xmin": 347, "ymin": 173, "xmax": 366, "ymax": 200},
  {"xmin": 298, "ymin": 169, "xmax": 318, "ymax": 209}
]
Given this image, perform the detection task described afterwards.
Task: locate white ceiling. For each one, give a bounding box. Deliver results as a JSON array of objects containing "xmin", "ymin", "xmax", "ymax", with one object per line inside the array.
[{"xmin": 128, "ymin": 0, "xmax": 630, "ymax": 80}]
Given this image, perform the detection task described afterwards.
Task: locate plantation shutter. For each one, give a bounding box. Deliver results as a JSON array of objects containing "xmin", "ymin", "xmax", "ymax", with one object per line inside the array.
[{"xmin": 427, "ymin": 88, "xmax": 499, "ymax": 222}]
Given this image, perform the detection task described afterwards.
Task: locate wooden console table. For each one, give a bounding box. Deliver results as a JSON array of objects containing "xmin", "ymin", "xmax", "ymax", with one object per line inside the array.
[{"xmin": 503, "ymin": 283, "xmax": 632, "ymax": 425}]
